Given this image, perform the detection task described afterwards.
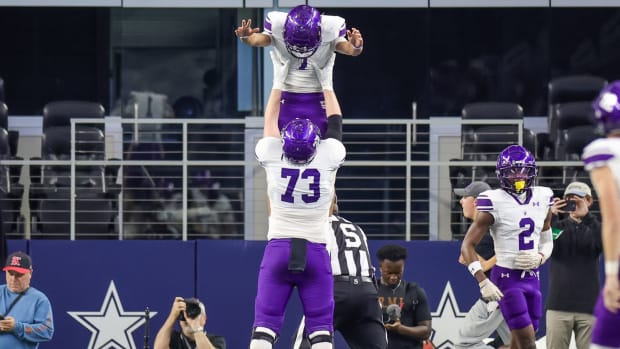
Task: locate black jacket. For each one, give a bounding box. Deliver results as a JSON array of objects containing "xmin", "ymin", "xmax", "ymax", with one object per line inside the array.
[{"xmin": 547, "ymin": 212, "xmax": 602, "ymax": 314}]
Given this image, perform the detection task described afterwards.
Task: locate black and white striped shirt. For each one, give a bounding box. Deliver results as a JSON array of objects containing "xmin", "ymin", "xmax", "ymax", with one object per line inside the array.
[{"xmin": 328, "ymin": 215, "xmax": 374, "ymax": 277}]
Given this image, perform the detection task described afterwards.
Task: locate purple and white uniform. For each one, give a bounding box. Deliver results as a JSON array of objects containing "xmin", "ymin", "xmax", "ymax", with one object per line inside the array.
[
  {"xmin": 476, "ymin": 186, "xmax": 553, "ymax": 331},
  {"xmin": 253, "ymin": 136, "xmax": 345, "ymax": 336},
  {"xmin": 264, "ymin": 11, "xmax": 346, "ymax": 136},
  {"xmin": 583, "ymin": 138, "xmax": 620, "ymax": 349}
]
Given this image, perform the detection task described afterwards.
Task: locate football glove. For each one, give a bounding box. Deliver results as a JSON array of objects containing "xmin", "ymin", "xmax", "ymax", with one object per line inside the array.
[
  {"xmin": 269, "ymin": 50, "xmax": 290, "ymax": 90},
  {"xmin": 310, "ymin": 53, "xmax": 336, "ymax": 91},
  {"xmin": 514, "ymin": 250, "xmax": 543, "ymax": 270},
  {"xmin": 479, "ymin": 279, "xmax": 504, "ymax": 302}
]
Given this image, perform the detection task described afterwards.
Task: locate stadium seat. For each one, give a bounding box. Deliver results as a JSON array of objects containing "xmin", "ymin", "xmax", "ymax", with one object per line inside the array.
[
  {"xmin": 461, "ymin": 102, "xmax": 524, "ymax": 160},
  {"xmin": 545, "ymin": 75, "xmax": 606, "ymax": 158},
  {"xmin": 553, "ymin": 102, "xmax": 595, "ymax": 160},
  {"xmin": 42, "ymin": 100, "xmax": 105, "ymax": 131},
  {"xmin": 560, "ymin": 125, "xmax": 601, "ymax": 184},
  {"xmin": 0, "ymin": 127, "xmax": 24, "ymax": 237},
  {"xmin": 31, "ymin": 185, "xmax": 117, "ymax": 239}
]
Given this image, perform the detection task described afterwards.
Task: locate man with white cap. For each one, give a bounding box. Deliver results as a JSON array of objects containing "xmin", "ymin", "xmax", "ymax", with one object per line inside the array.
[
  {"xmin": 0, "ymin": 251, "xmax": 54, "ymax": 349},
  {"xmin": 546, "ymin": 181, "xmax": 602, "ymax": 349}
]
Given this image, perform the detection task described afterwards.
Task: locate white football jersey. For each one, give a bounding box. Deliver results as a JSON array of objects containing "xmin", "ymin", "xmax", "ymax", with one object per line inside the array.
[
  {"xmin": 476, "ymin": 187, "xmax": 553, "ymax": 269},
  {"xmin": 583, "ymin": 138, "xmax": 620, "ymax": 195},
  {"xmin": 255, "ymin": 137, "xmax": 346, "ymax": 243},
  {"xmin": 264, "ymin": 11, "xmax": 347, "ymax": 93}
]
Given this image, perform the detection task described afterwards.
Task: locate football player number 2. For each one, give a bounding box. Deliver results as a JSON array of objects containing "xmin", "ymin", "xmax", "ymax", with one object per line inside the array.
[
  {"xmin": 518, "ymin": 217, "xmax": 535, "ymax": 250},
  {"xmin": 281, "ymin": 168, "xmax": 320, "ymax": 203}
]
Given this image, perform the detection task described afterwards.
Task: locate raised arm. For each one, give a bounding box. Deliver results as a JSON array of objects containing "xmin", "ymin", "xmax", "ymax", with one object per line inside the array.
[
  {"xmin": 264, "ymin": 50, "xmax": 290, "ymax": 138},
  {"xmin": 335, "ymin": 27, "xmax": 364, "ymax": 56},
  {"xmin": 154, "ymin": 297, "xmax": 185, "ymax": 349},
  {"xmin": 310, "ymin": 54, "xmax": 343, "ymax": 140},
  {"xmin": 235, "ymin": 19, "xmax": 271, "ymax": 47}
]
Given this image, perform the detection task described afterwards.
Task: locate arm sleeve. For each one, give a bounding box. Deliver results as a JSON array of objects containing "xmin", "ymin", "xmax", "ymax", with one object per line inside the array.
[
  {"xmin": 15, "ymin": 296, "xmax": 54, "ymax": 343},
  {"xmin": 539, "ymin": 228, "xmax": 553, "ymax": 260},
  {"xmin": 324, "ymin": 115, "xmax": 343, "ymax": 141}
]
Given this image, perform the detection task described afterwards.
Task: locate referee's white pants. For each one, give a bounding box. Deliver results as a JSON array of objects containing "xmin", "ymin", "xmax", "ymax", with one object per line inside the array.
[{"xmin": 456, "ymin": 299, "xmax": 511, "ymax": 349}]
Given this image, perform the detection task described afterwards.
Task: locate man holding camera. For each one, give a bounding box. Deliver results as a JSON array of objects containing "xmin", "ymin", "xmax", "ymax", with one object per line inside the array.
[
  {"xmin": 545, "ymin": 181, "xmax": 602, "ymax": 349},
  {"xmin": 154, "ymin": 297, "xmax": 226, "ymax": 349}
]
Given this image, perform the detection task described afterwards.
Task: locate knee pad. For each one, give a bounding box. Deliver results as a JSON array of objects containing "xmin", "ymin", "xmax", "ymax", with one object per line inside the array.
[
  {"xmin": 308, "ymin": 330, "xmax": 332, "ymax": 349},
  {"xmin": 250, "ymin": 327, "xmax": 277, "ymax": 349}
]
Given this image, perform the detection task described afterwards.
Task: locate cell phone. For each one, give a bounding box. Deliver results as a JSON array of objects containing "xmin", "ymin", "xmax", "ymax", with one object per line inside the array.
[{"xmin": 565, "ymin": 200, "xmax": 577, "ymax": 212}]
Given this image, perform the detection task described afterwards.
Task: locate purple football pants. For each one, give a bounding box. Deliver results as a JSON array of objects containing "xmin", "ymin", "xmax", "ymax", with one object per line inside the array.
[
  {"xmin": 279, "ymin": 92, "xmax": 327, "ymax": 138},
  {"xmin": 491, "ymin": 265, "xmax": 542, "ymax": 331},
  {"xmin": 253, "ymin": 239, "xmax": 334, "ymax": 335},
  {"xmin": 591, "ymin": 268, "xmax": 620, "ymax": 348}
]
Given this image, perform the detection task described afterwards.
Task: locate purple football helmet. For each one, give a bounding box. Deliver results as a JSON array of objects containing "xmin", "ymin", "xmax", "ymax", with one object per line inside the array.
[
  {"xmin": 496, "ymin": 145, "xmax": 537, "ymax": 194},
  {"xmin": 592, "ymin": 80, "xmax": 620, "ymax": 133},
  {"xmin": 284, "ymin": 5, "xmax": 322, "ymax": 59},
  {"xmin": 281, "ymin": 118, "xmax": 321, "ymax": 165}
]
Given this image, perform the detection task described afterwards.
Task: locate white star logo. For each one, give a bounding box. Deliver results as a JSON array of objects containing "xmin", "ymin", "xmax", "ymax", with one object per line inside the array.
[
  {"xmin": 68, "ymin": 281, "xmax": 157, "ymax": 349},
  {"xmin": 430, "ymin": 282, "xmax": 468, "ymax": 349}
]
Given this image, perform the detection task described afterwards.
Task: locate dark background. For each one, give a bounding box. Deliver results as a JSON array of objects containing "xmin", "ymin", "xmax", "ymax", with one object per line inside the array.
[{"xmin": 1, "ymin": 7, "xmax": 620, "ymax": 117}]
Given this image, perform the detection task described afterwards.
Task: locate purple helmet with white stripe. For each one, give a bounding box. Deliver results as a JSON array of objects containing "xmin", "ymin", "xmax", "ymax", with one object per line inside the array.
[
  {"xmin": 592, "ymin": 80, "xmax": 620, "ymax": 133},
  {"xmin": 496, "ymin": 145, "xmax": 537, "ymax": 194},
  {"xmin": 284, "ymin": 5, "xmax": 321, "ymax": 59},
  {"xmin": 281, "ymin": 118, "xmax": 320, "ymax": 165}
]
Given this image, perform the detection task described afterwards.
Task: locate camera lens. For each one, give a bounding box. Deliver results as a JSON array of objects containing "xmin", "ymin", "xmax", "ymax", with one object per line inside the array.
[{"xmin": 180, "ymin": 298, "xmax": 202, "ymax": 320}]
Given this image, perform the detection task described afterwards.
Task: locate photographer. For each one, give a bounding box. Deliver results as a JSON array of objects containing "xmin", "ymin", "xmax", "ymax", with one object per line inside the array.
[
  {"xmin": 154, "ymin": 297, "xmax": 225, "ymax": 349},
  {"xmin": 546, "ymin": 181, "xmax": 602, "ymax": 349}
]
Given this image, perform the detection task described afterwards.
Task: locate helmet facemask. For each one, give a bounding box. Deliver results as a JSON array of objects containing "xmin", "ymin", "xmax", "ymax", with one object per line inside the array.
[{"xmin": 496, "ymin": 145, "xmax": 537, "ymax": 194}]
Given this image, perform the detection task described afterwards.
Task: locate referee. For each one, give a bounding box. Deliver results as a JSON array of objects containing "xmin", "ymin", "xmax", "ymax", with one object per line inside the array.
[{"xmin": 291, "ymin": 197, "xmax": 387, "ymax": 349}]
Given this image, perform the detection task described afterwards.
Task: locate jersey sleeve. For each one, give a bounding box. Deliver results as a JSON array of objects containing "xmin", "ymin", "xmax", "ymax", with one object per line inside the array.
[
  {"xmin": 475, "ymin": 191, "xmax": 497, "ymax": 220},
  {"xmin": 263, "ymin": 11, "xmax": 286, "ymax": 40},
  {"xmin": 255, "ymin": 137, "xmax": 281, "ymax": 166},
  {"xmin": 321, "ymin": 15, "xmax": 347, "ymax": 43},
  {"xmin": 583, "ymin": 138, "xmax": 615, "ymax": 172},
  {"xmin": 323, "ymin": 139, "xmax": 346, "ymax": 169},
  {"xmin": 542, "ymin": 186, "xmax": 554, "ymax": 207}
]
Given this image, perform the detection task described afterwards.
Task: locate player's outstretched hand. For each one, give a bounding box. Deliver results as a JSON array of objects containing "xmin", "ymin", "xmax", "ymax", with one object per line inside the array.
[
  {"xmin": 479, "ymin": 279, "xmax": 503, "ymax": 302},
  {"xmin": 602, "ymin": 275, "xmax": 620, "ymax": 313},
  {"xmin": 346, "ymin": 27, "xmax": 364, "ymax": 49},
  {"xmin": 514, "ymin": 250, "xmax": 543, "ymax": 270},
  {"xmin": 270, "ymin": 50, "xmax": 290, "ymax": 90},
  {"xmin": 235, "ymin": 18, "xmax": 260, "ymax": 39},
  {"xmin": 310, "ymin": 53, "xmax": 336, "ymax": 91}
]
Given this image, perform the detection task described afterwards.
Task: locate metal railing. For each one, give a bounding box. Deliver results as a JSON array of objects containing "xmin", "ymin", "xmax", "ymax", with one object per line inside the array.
[{"xmin": 0, "ymin": 117, "xmax": 591, "ymax": 240}]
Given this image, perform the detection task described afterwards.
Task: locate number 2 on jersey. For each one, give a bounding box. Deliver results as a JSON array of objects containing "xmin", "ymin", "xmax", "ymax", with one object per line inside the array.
[
  {"xmin": 280, "ymin": 168, "xmax": 320, "ymax": 203},
  {"xmin": 518, "ymin": 217, "xmax": 535, "ymax": 250}
]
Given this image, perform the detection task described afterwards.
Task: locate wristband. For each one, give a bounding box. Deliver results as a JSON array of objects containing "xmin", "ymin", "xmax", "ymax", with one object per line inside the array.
[
  {"xmin": 605, "ymin": 260, "xmax": 619, "ymax": 276},
  {"xmin": 468, "ymin": 261, "xmax": 482, "ymax": 276}
]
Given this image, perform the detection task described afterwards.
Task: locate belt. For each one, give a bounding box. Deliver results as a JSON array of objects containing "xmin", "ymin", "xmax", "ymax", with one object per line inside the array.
[{"xmin": 333, "ymin": 275, "xmax": 373, "ymax": 284}]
